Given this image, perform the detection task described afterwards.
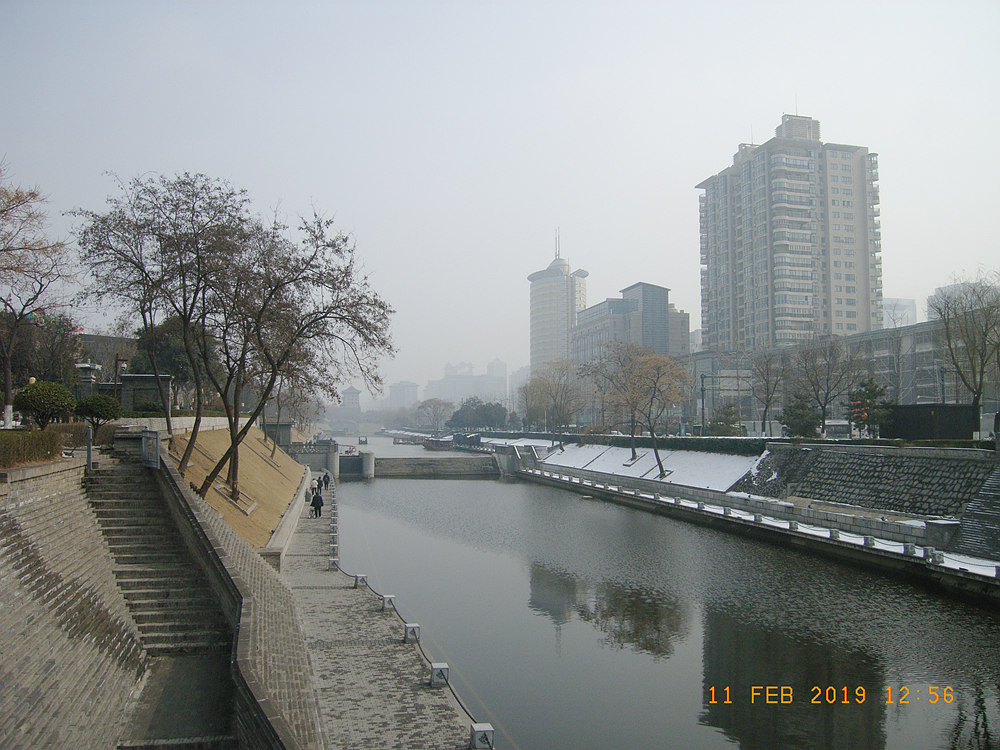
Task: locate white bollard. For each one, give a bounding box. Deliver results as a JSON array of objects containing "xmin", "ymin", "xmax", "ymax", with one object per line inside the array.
[
  {"xmin": 430, "ymin": 662, "xmax": 450, "ymax": 687},
  {"xmin": 381, "ymin": 594, "xmax": 395, "ymax": 611},
  {"xmin": 354, "ymin": 574, "xmax": 367, "ymax": 589},
  {"xmin": 403, "ymin": 623, "xmax": 420, "ymax": 643},
  {"xmin": 829, "ymin": 529, "xmax": 840, "ymax": 540},
  {"xmin": 328, "ymin": 557, "xmax": 338, "ymax": 570},
  {"xmin": 469, "ymin": 723, "xmax": 495, "ymax": 749}
]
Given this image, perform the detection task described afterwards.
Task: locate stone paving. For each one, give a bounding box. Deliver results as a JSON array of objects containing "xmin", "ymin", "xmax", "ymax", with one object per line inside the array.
[{"xmin": 282, "ymin": 489, "xmax": 472, "ymax": 750}]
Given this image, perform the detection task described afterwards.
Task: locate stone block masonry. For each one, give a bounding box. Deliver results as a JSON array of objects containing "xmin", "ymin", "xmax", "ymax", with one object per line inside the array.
[
  {"xmin": 0, "ymin": 458, "xmax": 147, "ymax": 748},
  {"xmin": 731, "ymin": 443, "xmax": 996, "ymax": 517}
]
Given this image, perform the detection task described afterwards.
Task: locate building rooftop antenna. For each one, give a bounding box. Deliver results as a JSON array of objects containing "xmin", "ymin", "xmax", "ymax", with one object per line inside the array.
[{"xmin": 555, "ymin": 227, "xmax": 561, "ymax": 259}]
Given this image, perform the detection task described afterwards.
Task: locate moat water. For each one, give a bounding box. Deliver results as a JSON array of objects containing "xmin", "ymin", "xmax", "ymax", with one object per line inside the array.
[{"xmin": 337, "ymin": 442, "xmax": 1000, "ymax": 750}]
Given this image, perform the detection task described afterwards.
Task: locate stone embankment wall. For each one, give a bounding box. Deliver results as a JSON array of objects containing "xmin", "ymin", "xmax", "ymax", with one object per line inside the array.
[
  {"xmin": 0, "ymin": 458, "xmax": 147, "ymax": 748},
  {"xmin": 730, "ymin": 443, "xmax": 996, "ymax": 517},
  {"xmin": 374, "ymin": 455, "xmax": 499, "ymax": 478}
]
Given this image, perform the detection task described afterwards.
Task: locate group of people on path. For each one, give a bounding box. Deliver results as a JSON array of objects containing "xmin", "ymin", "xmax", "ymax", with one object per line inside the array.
[{"xmin": 309, "ymin": 471, "xmax": 331, "ymax": 517}]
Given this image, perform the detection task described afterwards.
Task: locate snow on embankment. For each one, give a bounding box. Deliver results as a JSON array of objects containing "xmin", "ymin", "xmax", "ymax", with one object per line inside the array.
[{"xmin": 540, "ymin": 443, "xmax": 760, "ymax": 492}]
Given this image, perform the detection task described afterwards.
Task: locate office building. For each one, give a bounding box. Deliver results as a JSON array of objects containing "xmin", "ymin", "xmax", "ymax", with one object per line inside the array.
[
  {"xmin": 528, "ymin": 254, "xmax": 588, "ymax": 372},
  {"xmin": 570, "ymin": 282, "xmax": 689, "ymax": 364},
  {"xmin": 698, "ymin": 115, "xmax": 883, "ymax": 351}
]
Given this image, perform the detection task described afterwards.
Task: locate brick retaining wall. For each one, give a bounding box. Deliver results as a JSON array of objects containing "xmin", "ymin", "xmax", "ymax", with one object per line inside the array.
[{"xmin": 0, "ymin": 458, "xmax": 147, "ymax": 748}]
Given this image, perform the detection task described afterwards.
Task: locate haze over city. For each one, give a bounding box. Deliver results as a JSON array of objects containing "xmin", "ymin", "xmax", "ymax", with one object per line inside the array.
[{"xmin": 3, "ymin": 1, "xmax": 998, "ymax": 398}]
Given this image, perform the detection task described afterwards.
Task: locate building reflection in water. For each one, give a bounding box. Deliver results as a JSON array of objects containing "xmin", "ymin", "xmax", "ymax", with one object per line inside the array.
[
  {"xmin": 701, "ymin": 606, "xmax": 885, "ymax": 750},
  {"xmin": 527, "ymin": 561, "xmax": 690, "ymax": 659}
]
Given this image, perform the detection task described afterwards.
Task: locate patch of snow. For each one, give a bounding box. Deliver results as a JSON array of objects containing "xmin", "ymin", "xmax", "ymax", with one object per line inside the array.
[{"xmin": 748, "ymin": 449, "xmax": 770, "ymax": 478}]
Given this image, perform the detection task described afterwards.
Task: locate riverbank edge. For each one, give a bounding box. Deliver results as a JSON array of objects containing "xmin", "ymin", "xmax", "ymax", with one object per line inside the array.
[{"xmin": 518, "ymin": 467, "xmax": 1000, "ymax": 607}]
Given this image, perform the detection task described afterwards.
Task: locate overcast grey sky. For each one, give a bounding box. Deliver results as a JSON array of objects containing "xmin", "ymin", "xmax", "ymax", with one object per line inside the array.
[{"xmin": 3, "ymin": 1, "xmax": 998, "ymax": 399}]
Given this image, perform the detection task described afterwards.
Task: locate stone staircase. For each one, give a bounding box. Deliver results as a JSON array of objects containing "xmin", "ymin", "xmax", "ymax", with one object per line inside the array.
[
  {"xmin": 948, "ymin": 462, "xmax": 1000, "ymax": 560},
  {"xmin": 85, "ymin": 457, "xmax": 232, "ymax": 657}
]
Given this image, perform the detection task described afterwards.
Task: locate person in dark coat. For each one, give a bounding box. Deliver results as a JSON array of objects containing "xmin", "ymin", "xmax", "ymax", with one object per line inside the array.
[
  {"xmin": 323, "ymin": 471, "xmax": 330, "ymax": 489},
  {"xmin": 310, "ymin": 489, "xmax": 324, "ymax": 518}
]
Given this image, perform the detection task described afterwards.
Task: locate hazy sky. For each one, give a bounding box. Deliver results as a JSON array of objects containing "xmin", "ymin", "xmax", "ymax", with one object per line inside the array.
[{"xmin": 3, "ymin": 1, "xmax": 998, "ymax": 401}]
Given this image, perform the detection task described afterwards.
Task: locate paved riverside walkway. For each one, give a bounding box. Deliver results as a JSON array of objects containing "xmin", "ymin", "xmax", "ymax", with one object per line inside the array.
[{"xmin": 281, "ymin": 488, "xmax": 472, "ymax": 750}]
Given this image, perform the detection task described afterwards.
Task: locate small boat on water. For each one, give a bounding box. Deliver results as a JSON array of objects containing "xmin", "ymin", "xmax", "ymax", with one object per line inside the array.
[
  {"xmin": 422, "ymin": 436, "xmax": 453, "ymax": 451},
  {"xmin": 358, "ymin": 436, "xmax": 368, "ymax": 445}
]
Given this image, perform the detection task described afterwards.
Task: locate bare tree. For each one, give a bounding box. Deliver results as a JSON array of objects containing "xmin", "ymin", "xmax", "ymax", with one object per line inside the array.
[
  {"xmin": 793, "ymin": 337, "xmax": 863, "ymax": 433},
  {"xmin": 880, "ymin": 303, "xmax": 910, "ymax": 401},
  {"xmin": 195, "ymin": 213, "xmax": 393, "ymax": 500},
  {"xmin": 517, "ymin": 379, "xmax": 546, "ymax": 430},
  {"xmin": 635, "ymin": 352, "xmax": 690, "ymax": 477},
  {"xmin": 416, "ymin": 398, "xmax": 453, "ymax": 433},
  {"xmin": 750, "ymin": 349, "xmax": 783, "ymax": 437},
  {"xmin": 75, "ymin": 175, "xmax": 175, "ymax": 434},
  {"xmin": 579, "ymin": 342, "xmax": 648, "ymax": 460},
  {"xmin": 532, "ymin": 359, "xmax": 586, "ymax": 433},
  {"xmin": 0, "ymin": 166, "xmax": 73, "ymax": 425},
  {"xmin": 928, "ymin": 271, "xmax": 1000, "ymax": 415}
]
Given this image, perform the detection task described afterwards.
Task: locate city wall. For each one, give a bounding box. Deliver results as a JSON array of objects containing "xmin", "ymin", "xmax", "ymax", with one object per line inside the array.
[
  {"xmin": 0, "ymin": 458, "xmax": 147, "ymax": 747},
  {"xmin": 1, "ymin": 434, "xmax": 326, "ymax": 748}
]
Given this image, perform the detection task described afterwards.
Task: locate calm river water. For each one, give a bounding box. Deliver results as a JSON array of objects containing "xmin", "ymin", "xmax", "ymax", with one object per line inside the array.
[{"xmin": 337, "ymin": 441, "xmax": 1000, "ymax": 750}]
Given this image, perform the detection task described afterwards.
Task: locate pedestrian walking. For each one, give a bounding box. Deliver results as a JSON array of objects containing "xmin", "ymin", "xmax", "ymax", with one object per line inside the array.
[
  {"xmin": 310, "ymin": 488, "xmax": 324, "ymax": 518},
  {"xmin": 323, "ymin": 471, "xmax": 330, "ymax": 489}
]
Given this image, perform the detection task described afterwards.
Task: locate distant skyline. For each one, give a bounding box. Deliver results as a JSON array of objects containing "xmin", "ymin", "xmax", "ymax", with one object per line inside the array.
[{"xmin": 3, "ymin": 1, "xmax": 998, "ymax": 396}]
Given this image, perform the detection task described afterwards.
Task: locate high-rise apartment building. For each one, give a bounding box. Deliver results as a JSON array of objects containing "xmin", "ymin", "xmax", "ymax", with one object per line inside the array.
[
  {"xmin": 698, "ymin": 115, "xmax": 883, "ymax": 351},
  {"xmin": 528, "ymin": 254, "xmax": 588, "ymax": 372}
]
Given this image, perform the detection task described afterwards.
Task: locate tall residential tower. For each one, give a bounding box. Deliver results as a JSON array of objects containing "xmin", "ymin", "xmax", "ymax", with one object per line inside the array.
[{"xmin": 698, "ymin": 115, "xmax": 883, "ymax": 351}]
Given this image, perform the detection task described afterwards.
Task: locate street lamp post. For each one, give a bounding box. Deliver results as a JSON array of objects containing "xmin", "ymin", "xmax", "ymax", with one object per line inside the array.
[{"xmin": 700, "ymin": 373, "xmax": 706, "ymax": 436}]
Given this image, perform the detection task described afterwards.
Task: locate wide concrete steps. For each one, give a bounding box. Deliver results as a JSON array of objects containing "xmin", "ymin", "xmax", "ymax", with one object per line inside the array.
[
  {"xmin": 948, "ymin": 464, "xmax": 1000, "ymax": 560},
  {"xmin": 86, "ymin": 460, "xmax": 232, "ymax": 657}
]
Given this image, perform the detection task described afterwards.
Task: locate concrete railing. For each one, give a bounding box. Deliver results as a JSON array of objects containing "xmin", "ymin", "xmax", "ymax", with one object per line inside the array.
[{"xmin": 526, "ymin": 462, "xmax": 952, "ymax": 547}]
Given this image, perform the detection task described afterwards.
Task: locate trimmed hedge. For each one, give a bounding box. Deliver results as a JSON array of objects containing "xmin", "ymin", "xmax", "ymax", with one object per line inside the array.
[{"xmin": 0, "ymin": 430, "xmax": 61, "ymax": 469}]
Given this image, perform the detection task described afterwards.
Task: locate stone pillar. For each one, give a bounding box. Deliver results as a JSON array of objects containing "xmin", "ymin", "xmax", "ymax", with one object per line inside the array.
[
  {"xmin": 74, "ymin": 361, "xmax": 103, "ymax": 400},
  {"xmin": 361, "ymin": 450, "xmax": 375, "ymax": 480},
  {"xmin": 331, "ymin": 452, "xmax": 340, "ymax": 481}
]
